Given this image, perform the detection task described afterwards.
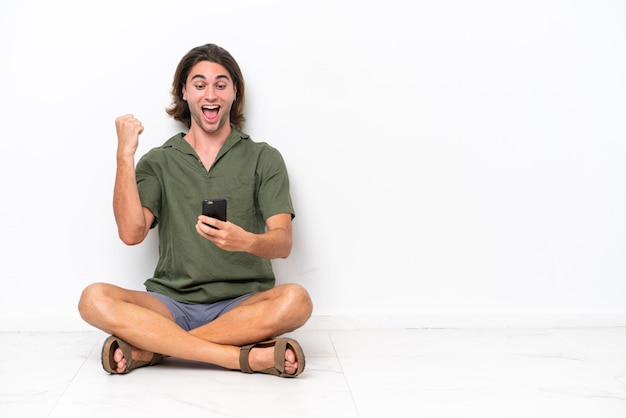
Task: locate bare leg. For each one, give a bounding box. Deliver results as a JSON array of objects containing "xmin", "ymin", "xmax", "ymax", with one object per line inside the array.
[
  {"xmin": 78, "ymin": 282, "xmax": 312, "ymax": 374},
  {"xmin": 189, "ymin": 284, "xmax": 313, "ymax": 344},
  {"xmin": 189, "ymin": 284, "xmax": 313, "ymax": 374}
]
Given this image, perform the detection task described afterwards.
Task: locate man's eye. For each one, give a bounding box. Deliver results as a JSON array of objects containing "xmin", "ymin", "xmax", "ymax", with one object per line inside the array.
[
  {"xmin": 217, "ymin": 84, "xmax": 226, "ymax": 89},
  {"xmin": 195, "ymin": 84, "xmax": 206, "ymax": 90}
]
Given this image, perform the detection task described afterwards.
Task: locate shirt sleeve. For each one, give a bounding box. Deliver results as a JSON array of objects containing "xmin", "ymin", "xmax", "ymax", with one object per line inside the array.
[
  {"xmin": 136, "ymin": 154, "xmax": 162, "ymax": 227},
  {"xmin": 256, "ymin": 146, "xmax": 295, "ymax": 221}
]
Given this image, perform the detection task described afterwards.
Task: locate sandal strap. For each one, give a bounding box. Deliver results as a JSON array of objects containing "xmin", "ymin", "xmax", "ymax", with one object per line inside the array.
[
  {"xmin": 239, "ymin": 343, "xmax": 255, "ymax": 373},
  {"xmin": 272, "ymin": 339, "xmax": 288, "ymax": 375}
]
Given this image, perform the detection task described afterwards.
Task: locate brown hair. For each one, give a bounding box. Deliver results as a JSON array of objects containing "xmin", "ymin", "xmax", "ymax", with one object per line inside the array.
[{"xmin": 166, "ymin": 43, "xmax": 246, "ymax": 130}]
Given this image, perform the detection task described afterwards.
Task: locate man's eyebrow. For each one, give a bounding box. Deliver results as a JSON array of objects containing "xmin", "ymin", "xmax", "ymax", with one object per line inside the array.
[{"xmin": 190, "ymin": 74, "xmax": 231, "ymax": 82}]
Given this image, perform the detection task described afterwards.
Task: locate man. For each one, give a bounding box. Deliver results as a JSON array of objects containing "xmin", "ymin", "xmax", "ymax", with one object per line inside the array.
[{"xmin": 78, "ymin": 43, "xmax": 312, "ymax": 378}]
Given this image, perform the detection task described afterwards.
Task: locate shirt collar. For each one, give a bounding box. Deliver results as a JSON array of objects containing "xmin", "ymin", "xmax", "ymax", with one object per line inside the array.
[{"xmin": 164, "ymin": 125, "xmax": 250, "ymax": 157}]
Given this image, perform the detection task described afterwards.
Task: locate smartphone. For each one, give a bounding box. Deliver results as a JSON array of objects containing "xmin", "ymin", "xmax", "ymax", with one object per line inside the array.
[{"xmin": 202, "ymin": 199, "xmax": 227, "ymax": 229}]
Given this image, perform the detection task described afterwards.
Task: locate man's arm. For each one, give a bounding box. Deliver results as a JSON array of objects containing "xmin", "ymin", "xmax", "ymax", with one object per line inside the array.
[
  {"xmin": 196, "ymin": 213, "xmax": 293, "ymax": 259},
  {"xmin": 247, "ymin": 213, "xmax": 293, "ymax": 259},
  {"xmin": 113, "ymin": 114, "xmax": 154, "ymax": 245}
]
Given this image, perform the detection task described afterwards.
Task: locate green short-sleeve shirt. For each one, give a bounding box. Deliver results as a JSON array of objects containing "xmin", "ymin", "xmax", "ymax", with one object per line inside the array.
[{"xmin": 135, "ymin": 127, "xmax": 295, "ymax": 304}]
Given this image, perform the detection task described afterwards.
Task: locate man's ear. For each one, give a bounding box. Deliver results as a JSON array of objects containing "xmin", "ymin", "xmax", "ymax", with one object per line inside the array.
[{"xmin": 182, "ymin": 85, "xmax": 187, "ymax": 101}]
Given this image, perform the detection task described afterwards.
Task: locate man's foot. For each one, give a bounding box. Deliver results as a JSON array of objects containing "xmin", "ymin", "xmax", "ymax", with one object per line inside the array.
[
  {"xmin": 101, "ymin": 335, "xmax": 164, "ymax": 374},
  {"xmin": 112, "ymin": 345, "xmax": 156, "ymax": 373},
  {"xmin": 239, "ymin": 338, "xmax": 306, "ymax": 378},
  {"xmin": 249, "ymin": 344, "xmax": 299, "ymax": 375}
]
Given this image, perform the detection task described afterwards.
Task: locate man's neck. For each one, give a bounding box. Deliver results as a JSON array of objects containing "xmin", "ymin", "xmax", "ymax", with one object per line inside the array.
[{"xmin": 185, "ymin": 123, "xmax": 232, "ymax": 154}]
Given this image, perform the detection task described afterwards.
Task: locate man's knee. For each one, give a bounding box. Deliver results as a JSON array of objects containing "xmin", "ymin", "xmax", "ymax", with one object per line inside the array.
[
  {"xmin": 279, "ymin": 284, "xmax": 313, "ymax": 322},
  {"xmin": 77, "ymin": 282, "xmax": 112, "ymax": 322}
]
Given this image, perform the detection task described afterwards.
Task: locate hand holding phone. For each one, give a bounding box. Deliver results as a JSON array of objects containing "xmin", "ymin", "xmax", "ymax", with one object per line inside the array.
[{"xmin": 202, "ymin": 199, "xmax": 227, "ymax": 229}]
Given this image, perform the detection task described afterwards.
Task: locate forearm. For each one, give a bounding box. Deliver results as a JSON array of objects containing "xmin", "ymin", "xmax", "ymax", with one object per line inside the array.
[
  {"xmin": 113, "ymin": 155, "xmax": 149, "ymax": 245},
  {"xmin": 245, "ymin": 226, "xmax": 292, "ymax": 259}
]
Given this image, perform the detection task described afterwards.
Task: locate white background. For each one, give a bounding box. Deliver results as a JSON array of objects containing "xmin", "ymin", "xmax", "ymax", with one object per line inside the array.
[{"xmin": 1, "ymin": 0, "xmax": 625, "ymax": 330}]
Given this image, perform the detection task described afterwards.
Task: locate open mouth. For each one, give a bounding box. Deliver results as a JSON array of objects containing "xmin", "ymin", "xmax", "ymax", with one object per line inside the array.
[{"xmin": 202, "ymin": 105, "xmax": 220, "ymax": 120}]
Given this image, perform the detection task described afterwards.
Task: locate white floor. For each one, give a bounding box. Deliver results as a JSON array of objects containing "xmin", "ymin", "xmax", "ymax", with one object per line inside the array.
[{"xmin": 2, "ymin": 327, "xmax": 626, "ymax": 417}]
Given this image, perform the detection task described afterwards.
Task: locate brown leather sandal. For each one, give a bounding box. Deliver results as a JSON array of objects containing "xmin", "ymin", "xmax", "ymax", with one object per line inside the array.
[
  {"xmin": 239, "ymin": 338, "xmax": 305, "ymax": 378},
  {"xmin": 101, "ymin": 335, "xmax": 164, "ymax": 374}
]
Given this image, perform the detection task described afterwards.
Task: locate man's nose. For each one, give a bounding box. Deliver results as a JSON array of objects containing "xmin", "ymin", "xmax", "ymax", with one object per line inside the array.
[{"xmin": 204, "ymin": 86, "xmax": 217, "ymax": 100}]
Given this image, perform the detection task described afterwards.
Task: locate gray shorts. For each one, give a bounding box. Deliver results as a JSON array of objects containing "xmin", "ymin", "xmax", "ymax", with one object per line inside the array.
[{"xmin": 148, "ymin": 291, "xmax": 253, "ymax": 331}]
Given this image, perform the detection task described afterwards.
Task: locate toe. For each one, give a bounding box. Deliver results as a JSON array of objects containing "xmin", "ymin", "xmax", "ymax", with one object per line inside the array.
[
  {"xmin": 284, "ymin": 348, "xmax": 298, "ymax": 375},
  {"xmin": 284, "ymin": 347, "xmax": 296, "ymax": 364},
  {"xmin": 113, "ymin": 347, "xmax": 127, "ymax": 373}
]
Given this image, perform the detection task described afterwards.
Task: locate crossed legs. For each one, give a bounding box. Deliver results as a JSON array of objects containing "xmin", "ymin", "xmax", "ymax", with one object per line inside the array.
[{"xmin": 78, "ymin": 283, "xmax": 313, "ymax": 374}]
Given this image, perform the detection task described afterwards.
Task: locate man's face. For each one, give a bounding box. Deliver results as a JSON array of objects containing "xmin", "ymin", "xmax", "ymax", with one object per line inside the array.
[{"xmin": 183, "ymin": 61, "xmax": 237, "ymax": 135}]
